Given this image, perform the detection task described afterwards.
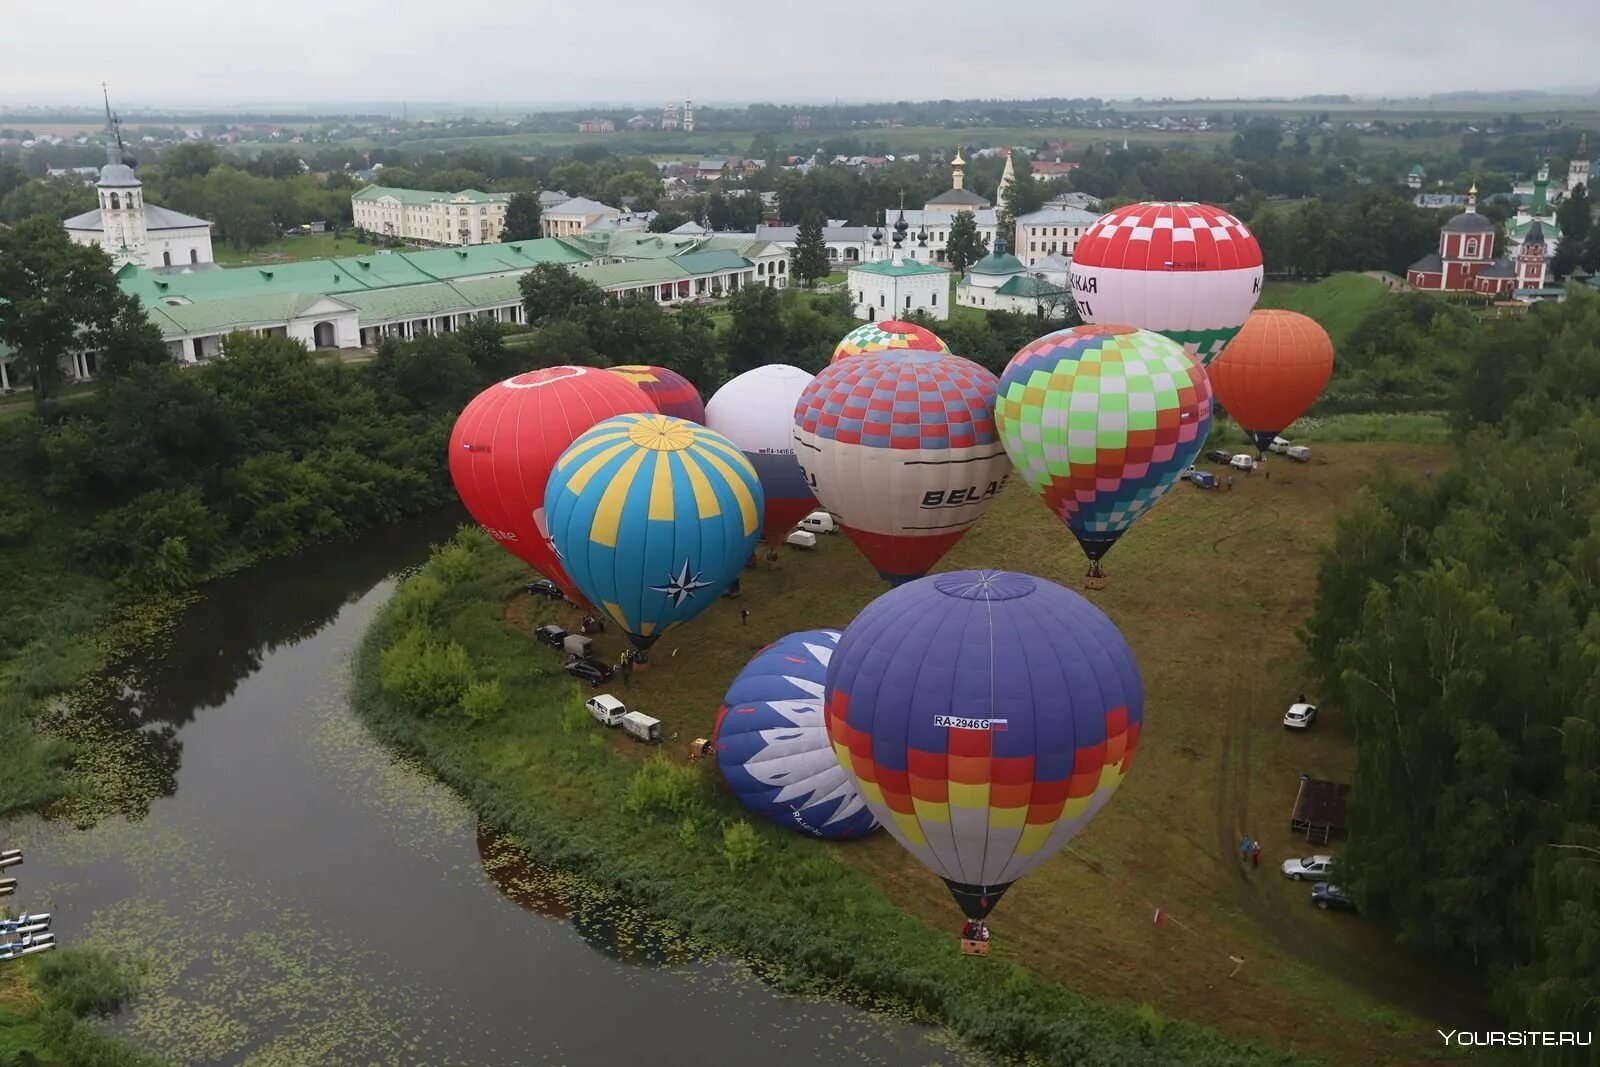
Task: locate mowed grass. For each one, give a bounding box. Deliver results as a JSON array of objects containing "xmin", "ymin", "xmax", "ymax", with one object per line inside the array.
[
  {"xmin": 1257, "ymin": 273, "xmax": 1392, "ymax": 349},
  {"xmin": 513, "ymin": 440, "xmax": 1470, "ymax": 1066},
  {"xmin": 212, "ymin": 233, "xmax": 382, "ymax": 265}
]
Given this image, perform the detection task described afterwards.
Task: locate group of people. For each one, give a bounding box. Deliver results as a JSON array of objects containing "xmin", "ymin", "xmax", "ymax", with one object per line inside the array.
[
  {"xmin": 1239, "ymin": 835, "xmax": 1263, "ymax": 868},
  {"xmin": 960, "ymin": 919, "xmax": 991, "ymax": 942}
]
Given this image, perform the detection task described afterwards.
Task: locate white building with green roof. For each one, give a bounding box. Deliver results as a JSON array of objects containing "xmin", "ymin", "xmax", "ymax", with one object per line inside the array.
[
  {"xmin": 956, "ymin": 236, "xmax": 1070, "ymax": 315},
  {"xmin": 847, "ymin": 220, "xmax": 949, "ymax": 321},
  {"xmin": 351, "ymin": 185, "xmax": 512, "ymax": 246}
]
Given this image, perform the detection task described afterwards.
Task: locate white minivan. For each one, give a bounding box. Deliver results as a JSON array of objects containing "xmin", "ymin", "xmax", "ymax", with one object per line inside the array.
[
  {"xmin": 585, "ymin": 694, "xmax": 626, "ymax": 727},
  {"xmin": 1230, "ymin": 454, "xmax": 1257, "ymax": 471},
  {"xmin": 799, "ymin": 511, "xmax": 837, "ymax": 535},
  {"xmin": 1268, "ymin": 436, "xmax": 1291, "ymax": 454}
]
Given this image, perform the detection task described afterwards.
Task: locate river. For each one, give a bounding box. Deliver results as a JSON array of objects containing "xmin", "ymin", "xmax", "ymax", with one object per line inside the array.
[{"xmin": 3, "ymin": 514, "xmax": 977, "ymax": 1066}]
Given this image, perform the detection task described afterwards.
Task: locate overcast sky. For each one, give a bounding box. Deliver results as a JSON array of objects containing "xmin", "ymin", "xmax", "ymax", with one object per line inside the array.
[{"xmin": 3, "ymin": 0, "xmax": 1598, "ymax": 109}]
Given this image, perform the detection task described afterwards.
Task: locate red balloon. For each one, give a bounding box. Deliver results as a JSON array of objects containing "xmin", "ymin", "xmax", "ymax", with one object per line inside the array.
[
  {"xmin": 449, "ymin": 367, "xmax": 656, "ymax": 601},
  {"xmin": 606, "ymin": 365, "xmax": 706, "ymax": 424}
]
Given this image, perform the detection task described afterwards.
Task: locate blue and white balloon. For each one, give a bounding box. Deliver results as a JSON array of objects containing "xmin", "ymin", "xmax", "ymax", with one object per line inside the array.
[{"xmin": 713, "ymin": 630, "xmax": 879, "ymax": 840}]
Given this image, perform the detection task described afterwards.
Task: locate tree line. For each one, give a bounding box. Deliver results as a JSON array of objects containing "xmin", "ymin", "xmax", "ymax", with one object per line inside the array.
[{"xmin": 1303, "ymin": 289, "xmax": 1600, "ymax": 1046}]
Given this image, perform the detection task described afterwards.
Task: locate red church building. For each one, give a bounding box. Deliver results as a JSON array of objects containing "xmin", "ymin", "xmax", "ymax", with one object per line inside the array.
[{"xmin": 1406, "ymin": 185, "xmax": 1541, "ymax": 296}]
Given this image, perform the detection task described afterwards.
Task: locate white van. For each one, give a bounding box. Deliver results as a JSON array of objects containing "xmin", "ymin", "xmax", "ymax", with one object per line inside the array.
[
  {"xmin": 799, "ymin": 511, "xmax": 837, "ymax": 535},
  {"xmin": 585, "ymin": 694, "xmax": 626, "ymax": 727},
  {"xmin": 785, "ymin": 530, "xmax": 817, "ymax": 550},
  {"xmin": 562, "ymin": 634, "xmax": 594, "ymax": 659},
  {"xmin": 1268, "ymin": 436, "xmax": 1291, "ymax": 454},
  {"xmin": 1230, "ymin": 454, "xmax": 1257, "ymax": 471},
  {"xmin": 621, "ymin": 711, "xmax": 662, "ymax": 744},
  {"xmin": 1286, "ymin": 445, "xmax": 1312, "ymax": 463}
]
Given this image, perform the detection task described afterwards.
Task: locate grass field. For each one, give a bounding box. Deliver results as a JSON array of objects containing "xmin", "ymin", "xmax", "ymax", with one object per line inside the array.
[
  {"xmin": 377, "ymin": 439, "xmax": 1480, "ymax": 1066},
  {"xmin": 1257, "ymin": 273, "xmax": 1392, "ymax": 349},
  {"xmin": 212, "ymin": 233, "xmax": 382, "ymax": 265}
]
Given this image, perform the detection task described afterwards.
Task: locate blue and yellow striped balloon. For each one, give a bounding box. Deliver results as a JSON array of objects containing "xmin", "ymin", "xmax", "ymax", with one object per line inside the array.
[{"xmin": 545, "ymin": 413, "xmax": 764, "ymax": 648}]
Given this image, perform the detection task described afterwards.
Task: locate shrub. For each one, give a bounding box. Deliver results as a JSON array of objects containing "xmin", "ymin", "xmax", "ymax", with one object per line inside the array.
[
  {"xmin": 34, "ymin": 947, "xmax": 145, "ymax": 1016},
  {"xmin": 429, "ymin": 541, "xmax": 479, "ymax": 586},
  {"xmin": 621, "ymin": 759, "xmax": 703, "ymax": 819},
  {"xmin": 721, "ymin": 820, "xmax": 760, "ymax": 873},
  {"xmin": 1134, "ymin": 1002, "xmax": 1167, "ymax": 1045},
  {"xmin": 676, "ymin": 816, "xmax": 699, "ymax": 847},
  {"xmin": 391, "ymin": 574, "xmax": 445, "ymax": 628},
  {"xmin": 460, "ymin": 678, "xmax": 505, "ymax": 722},
  {"xmin": 378, "ymin": 626, "xmax": 473, "ymax": 717}
]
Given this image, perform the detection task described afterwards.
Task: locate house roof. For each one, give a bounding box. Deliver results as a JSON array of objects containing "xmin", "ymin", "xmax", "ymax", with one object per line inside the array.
[
  {"xmin": 849, "ymin": 258, "xmax": 949, "ymax": 278},
  {"xmin": 1508, "ymin": 216, "xmax": 1562, "ymax": 239},
  {"xmin": 64, "ymin": 202, "xmax": 213, "ymax": 232},
  {"xmin": 352, "ymin": 184, "xmax": 511, "ymax": 205},
  {"xmin": 995, "ymin": 275, "xmax": 1067, "ymax": 298},
  {"xmin": 546, "ymin": 196, "xmax": 619, "ymax": 218},
  {"xmin": 1016, "ymin": 207, "xmax": 1101, "ymax": 227},
  {"xmin": 1443, "ymin": 211, "xmax": 1494, "ymax": 234},
  {"xmin": 925, "ymin": 188, "xmax": 990, "ymax": 208},
  {"xmin": 672, "ymin": 250, "xmax": 749, "ymax": 275},
  {"xmin": 1408, "ymin": 252, "xmax": 1444, "ymax": 272},
  {"xmin": 1478, "ymin": 258, "xmax": 1516, "ymax": 278},
  {"xmin": 970, "ymin": 249, "xmax": 1026, "ymax": 276},
  {"xmin": 1032, "ymin": 252, "xmax": 1073, "ymax": 272},
  {"xmin": 142, "ymin": 292, "xmax": 352, "ymax": 335}
]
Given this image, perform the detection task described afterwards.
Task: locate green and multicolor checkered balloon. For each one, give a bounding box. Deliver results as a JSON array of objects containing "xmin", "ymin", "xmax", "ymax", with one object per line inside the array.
[
  {"xmin": 831, "ymin": 320, "xmax": 949, "ymax": 363},
  {"xmin": 996, "ymin": 325, "xmax": 1213, "ymax": 563}
]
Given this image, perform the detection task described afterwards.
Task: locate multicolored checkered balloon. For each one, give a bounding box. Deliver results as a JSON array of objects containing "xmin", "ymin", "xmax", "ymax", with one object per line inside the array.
[
  {"xmin": 831, "ymin": 320, "xmax": 950, "ymax": 363},
  {"xmin": 995, "ymin": 325, "xmax": 1212, "ymax": 564}
]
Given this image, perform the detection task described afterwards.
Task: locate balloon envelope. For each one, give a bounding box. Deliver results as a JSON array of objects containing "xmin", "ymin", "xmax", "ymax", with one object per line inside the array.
[
  {"xmin": 832, "ymin": 320, "xmax": 949, "ymax": 363},
  {"xmin": 996, "ymin": 325, "xmax": 1212, "ymax": 563},
  {"xmin": 449, "ymin": 367, "xmax": 656, "ymax": 602},
  {"xmin": 705, "ymin": 365, "xmax": 818, "ymax": 545},
  {"xmin": 1069, "ymin": 202, "xmax": 1263, "ymax": 364},
  {"xmin": 606, "ymin": 365, "xmax": 706, "ymax": 424},
  {"xmin": 545, "ymin": 413, "xmax": 763, "ymax": 647},
  {"xmin": 794, "ymin": 351, "xmax": 1009, "ymax": 584},
  {"xmin": 826, "ymin": 569, "xmax": 1143, "ymax": 919},
  {"xmin": 1206, "ymin": 309, "xmax": 1334, "ymax": 451},
  {"xmin": 715, "ymin": 629, "xmax": 880, "ymax": 840}
]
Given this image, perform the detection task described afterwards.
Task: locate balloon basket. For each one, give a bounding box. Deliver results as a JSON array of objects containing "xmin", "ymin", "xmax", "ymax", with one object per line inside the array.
[
  {"xmin": 959, "ymin": 938, "xmax": 991, "ymax": 957},
  {"xmin": 1083, "ymin": 574, "xmax": 1107, "ymax": 591}
]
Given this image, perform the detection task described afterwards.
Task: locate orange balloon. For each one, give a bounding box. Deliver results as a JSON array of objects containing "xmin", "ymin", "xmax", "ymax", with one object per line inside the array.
[{"xmin": 1206, "ymin": 309, "xmax": 1333, "ymax": 450}]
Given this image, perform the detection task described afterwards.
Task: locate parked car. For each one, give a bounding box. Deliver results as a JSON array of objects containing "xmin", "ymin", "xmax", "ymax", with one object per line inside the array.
[
  {"xmin": 535, "ymin": 624, "xmax": 567, "ymax": 649},
  {"xmin": 585, "ymin": 694, "xmax": 627, "ymax": 727},
  {"xmin": 1281, "ymin": 855, "xmax": 1336, "ymax": 882},
  {"xmin": 563, "ymin": 658, "xmax": 615, "ymax": 687},
  {"xmin": 1283, "ymin": 702, "xmax": 1318, "ymax": 729},
  {"xmin": 1286, "ymin": 445, "xmax": 1312, "ymax": 463},
  {"xmin": 799, "ymin": 511, "xmax": 837, "ymax": 534},
  {"xmin": 1230, "ymin": 454, "xmax": 1257, "ymax": 471},
  {"xmin": 1268, "ymin": 436, "xmax": 1291, "ymax": 454},
  {"xmin": 1311, "ymin": 883, "xmax": 1358, "ymax": 913},
  {"xmin": 1204, "ymin": 449, "xmax": 1233, "ymax": 465},
  {"xmin": 1190, "ymin": 471, "xmax": 1218, "ymax": 490},
  {"xmin": 526, "ymin": 578, "xmax": 564, "ymax": 600}
]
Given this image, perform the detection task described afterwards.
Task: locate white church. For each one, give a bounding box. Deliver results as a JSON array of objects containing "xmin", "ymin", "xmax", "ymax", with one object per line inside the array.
[{"xmin": 64, "ymin": 93, "xmax": 215, "ymax": 271}]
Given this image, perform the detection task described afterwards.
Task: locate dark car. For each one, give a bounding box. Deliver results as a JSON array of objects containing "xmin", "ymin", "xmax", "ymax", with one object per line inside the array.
[
  {"xmin": 526, "ymin": 579, "xmax": 564, "ymax": 600},
  {"xmin": 1204, "ymin": 448, "xmax": 1234, "ymax": 465},
  {"xmin": 535, "ymin": 624, "xmax": 567, "ymax": 649},
  {"xmin": 1311, "ymin": 883, "xmax": 1358, "ymax": 913},
  {"xmin": 564, "ymin": 658, "xmax": 615, "ymax": 687}
]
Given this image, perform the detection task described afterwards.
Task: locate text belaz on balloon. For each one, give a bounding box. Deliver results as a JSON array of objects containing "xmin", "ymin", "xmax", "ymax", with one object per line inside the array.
[{"xmin": 921, "ymin": 483, "xmax": 1000, "ymax": 509}]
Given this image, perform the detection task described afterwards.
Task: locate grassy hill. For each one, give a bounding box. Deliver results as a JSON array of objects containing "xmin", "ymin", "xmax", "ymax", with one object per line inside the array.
[{"xmin": 1257, "ymin": 273, "xmax": 1391, "ymax": 349}]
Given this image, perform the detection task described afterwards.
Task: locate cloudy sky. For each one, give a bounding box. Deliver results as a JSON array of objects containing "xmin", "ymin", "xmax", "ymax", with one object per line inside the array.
[{"xmin": 3, "ymin": 0, "xmax": 1597, "ymax": 109}]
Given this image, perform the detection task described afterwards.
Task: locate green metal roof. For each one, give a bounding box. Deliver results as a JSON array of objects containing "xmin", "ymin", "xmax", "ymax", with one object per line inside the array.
[
  {"xmin": 850, "ymin": 259, "xmax": 949, "ymax": 278},
  {"xmin": 1508, "ymin": 216, "xmax": 1562, "ymax": 239},
  {"xmin": 352, "ymin": 184, "xmax": 511, "ymax": 204},
  {"xmin": 336, "ymin": 282, "xmax": 475, "ymax": 321},
  {"xmin": 142, "ymin": 293, "xmax": 346, "ymax": 335},
  {"xmin": 970, "ymin": 250, "xmax": 1026, "ymax": 276},
  {"xmin": 994, "ymin": 276, "xmax": 1067, "ymax": 298},
  {"xmin": 673, "ymin": 250, "xmax": 749, "ymax": 275},
  {"xmin": 572, "ymin": 260, "xmax": 690, "ymax": 288}
]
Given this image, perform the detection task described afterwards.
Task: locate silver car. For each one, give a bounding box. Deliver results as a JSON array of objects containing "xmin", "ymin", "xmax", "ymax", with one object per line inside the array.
[{"xmin": 1281, "ymin": 855, "xmax": 1336, "ymax": 882}]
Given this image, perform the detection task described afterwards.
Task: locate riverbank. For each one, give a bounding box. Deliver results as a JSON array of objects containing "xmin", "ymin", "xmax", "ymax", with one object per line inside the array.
[
  {"xmin": 355, "ymin": 528, "xmax": 1306, "ymax": 1067},
  {"xmin": 0, "ymin": 949, "xmax": 166, "ymax": 1065}
]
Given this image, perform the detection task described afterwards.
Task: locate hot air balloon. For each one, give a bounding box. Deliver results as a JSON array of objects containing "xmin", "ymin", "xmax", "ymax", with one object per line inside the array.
[
  {"xmin": 832, "ymin": 320, "xmax": 949, "ymax": 363},
  {"xmin": 793, "ymin": 350, "xmax": 1010, "ymax": 585},
  {"xmin": 705, "ymin": 364, "xmax": 818, "ymax": 553},
  {"xmin": 545, "ymin": 413, "xmax": 763, "ymax": 653},
  {"xmin": 826, "ymin": 569, "xmax": 1142, "ymax": 931},
  {"xmin": 995, "ymin": 325, "xmax": 1211, "ymax": 585},
  {"xmin": 449, "ymin": 367, "xmax": 656, "ymax": 603},
  {"xmin": 715, "ymin": 630, "xmax": 880, "ymax": 840},
  {"xmin": 1069, "ymin": 202, "xmax": 1263, "ymax": 365},
  {"xmin": 606, "ymin": 365, "xmax": 706, "ymax": 424},
  {"xmin": 1205, "ymin": 309, "xmax": 1333, "ymax": 455}
]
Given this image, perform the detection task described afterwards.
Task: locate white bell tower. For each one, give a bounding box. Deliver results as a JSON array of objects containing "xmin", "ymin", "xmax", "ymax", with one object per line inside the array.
[{"xmin": 96, "ymin": 85, "xmax": 147, "ymax": 268}]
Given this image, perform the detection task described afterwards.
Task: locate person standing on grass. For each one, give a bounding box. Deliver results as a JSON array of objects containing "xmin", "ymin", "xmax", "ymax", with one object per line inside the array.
[
  {"xmin": 741, "ymin": 608, "xmax": 750, "ymax": 626},
  {"xmin": 1240, "ymin": 835, "xmax": 1251, "ymax": 862},
  {"xmin": 1251, "ymin": 841, "xmax": 1261, "ymax": 868},
  {"xmin": 1227, "ymin": 475, "xmax": 1234, "ymax": 492}
]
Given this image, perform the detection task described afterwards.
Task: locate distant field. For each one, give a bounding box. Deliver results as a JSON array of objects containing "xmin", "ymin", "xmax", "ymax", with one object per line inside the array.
[
  {"xmin": 1258, "ymin": 272, "xmax": 1391, "ymax": 348},
  {"xmin": 213, "ymin": 233, "xmax": 382, "ymax": 265}
]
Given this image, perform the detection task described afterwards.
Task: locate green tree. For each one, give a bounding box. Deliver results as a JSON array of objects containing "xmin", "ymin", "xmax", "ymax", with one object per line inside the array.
[
  {"xmin": 724, "ymin": 283, "xmax": 785, "ymax": 376},
  {"xmin": 0, "ymin": 217, "xmax": 165, "ymax": 405},
  {"xmin": 500, "ymin": 191, "xmax": 543, "ymax": 242},
  {"xmin": 791, "ymin": 213, "xmax": 830, "ymax": 286},
  {"xmin": 159, "ymin": 141, "xmax": 220, "ymax": 182},
  {"xmin": 648, "ymin": 211, "xmax": 692, "ymax": 233},
  {"xmin": 944, "ymin": 210, "xmax": 988, "ymax": 273},
  {"xmin": 0, "ymin": 175, "xmax": 97, "ymax": 225},
  {"xmin": 519, "ymin": 262, "xmax": 605, "ymax": 326}
]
